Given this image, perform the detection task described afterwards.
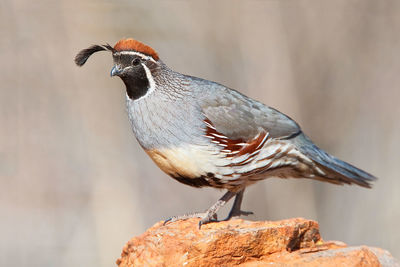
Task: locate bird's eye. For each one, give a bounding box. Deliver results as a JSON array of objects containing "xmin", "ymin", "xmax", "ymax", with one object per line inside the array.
[{"xmin": 132, "ymin": 58, "xmax": 141, "ymax": 66}]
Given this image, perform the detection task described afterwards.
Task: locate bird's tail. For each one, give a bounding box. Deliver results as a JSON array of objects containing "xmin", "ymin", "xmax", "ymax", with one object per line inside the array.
[{"xmin": 291, "ymin": 133, "xmax": 377, "ymax": 188}]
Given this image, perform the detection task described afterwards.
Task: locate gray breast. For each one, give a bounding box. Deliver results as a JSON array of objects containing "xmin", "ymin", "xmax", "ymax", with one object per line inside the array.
[{"xmin": 126, "ymin": 90, "xmax": 206, "ymax": 150}]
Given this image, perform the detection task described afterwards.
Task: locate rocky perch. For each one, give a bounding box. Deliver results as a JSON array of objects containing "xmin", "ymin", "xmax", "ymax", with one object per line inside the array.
[{"xmin": 116, "ymin": 218, "xmax": 398, "ymax": 267}]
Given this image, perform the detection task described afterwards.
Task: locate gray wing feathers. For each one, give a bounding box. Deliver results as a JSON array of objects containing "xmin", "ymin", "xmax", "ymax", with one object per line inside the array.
[{"xmin": 200, "ymin": 86, "xmax": 300, "ymax": 140}]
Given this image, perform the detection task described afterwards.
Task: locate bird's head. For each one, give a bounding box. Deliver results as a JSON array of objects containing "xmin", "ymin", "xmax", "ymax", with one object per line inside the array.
[{"xmin": 75, "ymin": 38, "xmax": 161, "ymax": 100}]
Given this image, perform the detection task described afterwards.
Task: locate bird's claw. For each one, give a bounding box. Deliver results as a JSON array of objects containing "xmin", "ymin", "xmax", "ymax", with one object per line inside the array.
[
  {"xmin": 163, "ymin": 212, "xmax": 218, "ymax": 228},
  {"xmin": 198, "ymin": 213, "xmax": 218, "ymax": 229}
]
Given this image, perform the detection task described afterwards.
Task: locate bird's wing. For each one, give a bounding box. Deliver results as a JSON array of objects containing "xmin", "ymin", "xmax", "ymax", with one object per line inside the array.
[
  {"xmin": 196, "ymin": 86, "xmax": 305, "ymax": 183},
  {"xmin": 198, "ymin": 86, "xmax": 375, "ymax": 188},
  {"xmin": 200, "ymin": 87, "xmax": 301, "ymax": 142}
]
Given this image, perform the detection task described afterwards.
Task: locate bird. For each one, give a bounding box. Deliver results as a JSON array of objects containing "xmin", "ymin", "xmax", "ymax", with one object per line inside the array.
[{"xmin": 75, "ymin": 38, "xmax": 376, "ymax": 228}]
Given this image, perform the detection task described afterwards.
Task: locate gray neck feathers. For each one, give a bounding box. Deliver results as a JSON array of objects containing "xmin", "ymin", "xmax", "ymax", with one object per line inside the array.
[{"xmin": 125, "ymin": 64, "xmax": 205, "ymax": 149}]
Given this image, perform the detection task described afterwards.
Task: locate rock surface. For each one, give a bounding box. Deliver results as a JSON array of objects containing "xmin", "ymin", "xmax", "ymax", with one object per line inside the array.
[{"xmin": 116, "ymin": 218, "xmax": 399, "ymax": 267}]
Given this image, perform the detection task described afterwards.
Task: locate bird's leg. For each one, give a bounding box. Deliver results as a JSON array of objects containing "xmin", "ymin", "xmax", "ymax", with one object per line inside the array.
[
  {"xmin": 164, "ymin": 191, "xmax": 237, "ymax": 228},
  {"xmin": 198, "ymin": 190, "xmax": 236, "ymax": 227},
  {"xmin": 225, "ymin": 188, "xmax": 254, "ymax": 220}
]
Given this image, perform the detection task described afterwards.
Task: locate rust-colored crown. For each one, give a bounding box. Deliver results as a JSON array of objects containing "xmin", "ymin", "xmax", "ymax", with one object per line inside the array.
[{"xmin": 113, "ymin": 38, "xmax": 159, "ymax": 60}]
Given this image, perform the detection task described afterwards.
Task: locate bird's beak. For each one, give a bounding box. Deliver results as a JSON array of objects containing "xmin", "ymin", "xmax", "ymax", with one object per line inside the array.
[{"xmin": 110, "ymin": 65, "xmax": 122, "ymax": 76}]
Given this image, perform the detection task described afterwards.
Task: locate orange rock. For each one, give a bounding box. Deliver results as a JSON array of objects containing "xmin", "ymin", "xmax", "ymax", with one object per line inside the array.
[
  {"xmin": 116, "ymin": 218, "xmax": 398, "ymax": 267},
  {"xmin": 249, "ymin": 246, "xmax": 381, "ymax": 267}
]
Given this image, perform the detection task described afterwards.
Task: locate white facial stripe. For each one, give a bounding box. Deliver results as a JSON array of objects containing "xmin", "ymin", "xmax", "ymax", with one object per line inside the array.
[
  {"xmin": 114, "ymin": 51, "xmax": 157, "ymax": 63},
  {"xmin": 136, "ymin": 63, "xmax": 156, "ymax": 100}
]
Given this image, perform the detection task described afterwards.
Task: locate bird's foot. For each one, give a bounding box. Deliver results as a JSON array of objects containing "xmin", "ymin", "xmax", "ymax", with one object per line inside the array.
[
  {"xmin": 164, "ymin": 190, "xmax": 237, "ymax": 229},
  {"xmin": 225, "ymin": 209, "xmax": 254, "ymax": 221},
  {"xmin": 163, "ymin": 212, "xmax": 218, "ymax": 227}
]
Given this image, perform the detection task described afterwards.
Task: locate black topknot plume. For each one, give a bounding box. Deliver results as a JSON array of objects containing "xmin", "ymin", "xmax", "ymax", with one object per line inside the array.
[{"xmin": 75, "ymin": 44, "xmax": 114, "ymax": 66}]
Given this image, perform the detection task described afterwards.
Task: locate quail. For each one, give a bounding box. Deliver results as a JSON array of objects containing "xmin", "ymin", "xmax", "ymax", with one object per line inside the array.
[{"xmin": 75, "ymin": 38, "xmax": 376, "ymax": 227}]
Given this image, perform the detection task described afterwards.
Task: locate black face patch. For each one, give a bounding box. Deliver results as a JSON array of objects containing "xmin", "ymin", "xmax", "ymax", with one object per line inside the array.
[
  {"xmin": 121, "ymin": 65, "xmax": 149, "ymax": 100},
  {"xmin": 115, "ymin": 54, "xmax": 150, "ymax": 100}
]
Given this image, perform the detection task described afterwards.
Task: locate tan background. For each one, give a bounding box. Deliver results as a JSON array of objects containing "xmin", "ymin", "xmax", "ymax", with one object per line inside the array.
[{"xmin": 1, "ymin": 0, "xmax": 399, "ymax": 266}]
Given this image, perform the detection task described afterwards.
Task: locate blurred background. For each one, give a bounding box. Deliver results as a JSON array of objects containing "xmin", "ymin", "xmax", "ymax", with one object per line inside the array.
[{"xmin": 1, "ymin": 0, "xmax": 399, "ymax": 266}]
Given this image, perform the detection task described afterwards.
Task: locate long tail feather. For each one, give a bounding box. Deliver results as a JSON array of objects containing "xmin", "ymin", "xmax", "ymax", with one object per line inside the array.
[{"xmin": 292, "ymin": 133, "xmax": 377, "ymax": 188}]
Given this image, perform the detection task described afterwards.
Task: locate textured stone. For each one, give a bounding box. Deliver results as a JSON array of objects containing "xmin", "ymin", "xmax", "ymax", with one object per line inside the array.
[{"xmin": 116, "ymin": 218, "xmax": 398, "ymax": 267}]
